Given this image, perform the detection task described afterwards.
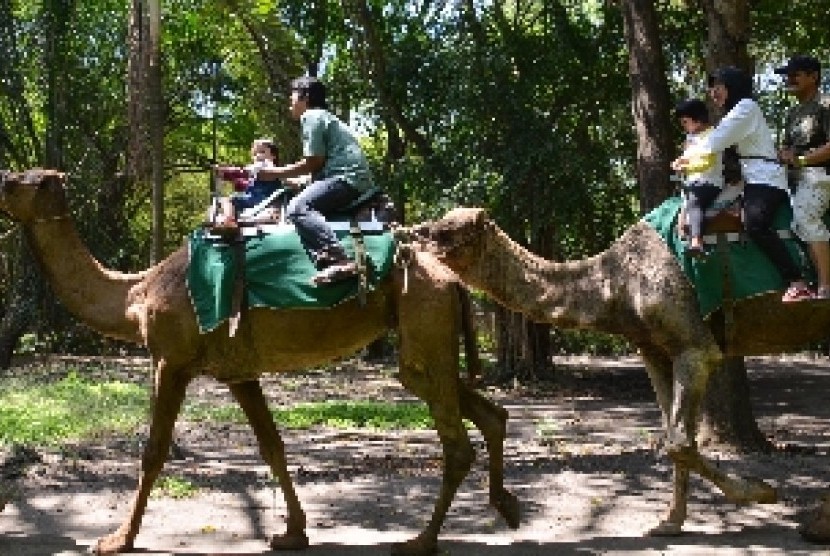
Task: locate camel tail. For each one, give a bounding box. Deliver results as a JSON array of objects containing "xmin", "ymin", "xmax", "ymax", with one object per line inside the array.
[{"xmin": 458, "ymin": 285, "xmax": 482, "ymax": 385}]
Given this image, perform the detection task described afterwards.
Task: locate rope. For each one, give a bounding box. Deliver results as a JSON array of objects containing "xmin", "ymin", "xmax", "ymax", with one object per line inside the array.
[{"xmin": 392, "ymin": 226, "xmax": 419, "ymax": 295}]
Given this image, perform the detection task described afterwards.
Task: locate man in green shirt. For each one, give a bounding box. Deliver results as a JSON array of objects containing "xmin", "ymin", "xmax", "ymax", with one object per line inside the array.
[{"xmin": 259, "ymin": 77, "xmax": 376, "ymax": 285}]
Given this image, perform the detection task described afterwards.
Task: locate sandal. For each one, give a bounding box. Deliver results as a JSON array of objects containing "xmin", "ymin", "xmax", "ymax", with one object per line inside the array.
[
  {"xmin": 210, "ymin": 215, "xmax": 239, "ymax": 236},
  {"xmin": 686, "ymin": 245, "xmax": 706, "ymax": 259},
  {"xmin": 311, "ymin": 261, "xmax": 358, "ymax": 285},
  {"xmin": 781, "ymin": 284, "xmax": 815, "ymax": 303}
]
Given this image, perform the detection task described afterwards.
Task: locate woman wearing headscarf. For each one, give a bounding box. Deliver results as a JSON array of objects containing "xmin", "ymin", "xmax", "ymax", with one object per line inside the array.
[{"xmin": 673, "ymin": 66, "xmax": 811, "ymax": 302}]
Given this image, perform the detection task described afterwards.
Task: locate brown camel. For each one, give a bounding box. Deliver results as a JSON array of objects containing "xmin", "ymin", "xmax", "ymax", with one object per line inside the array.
[
  {"xmin": 414, "ymin": 206, "xmax": 830, "ymax": 542},
  {"xmin": 0, "ymin": 170, "xmax": 520, "ymax": 555}
]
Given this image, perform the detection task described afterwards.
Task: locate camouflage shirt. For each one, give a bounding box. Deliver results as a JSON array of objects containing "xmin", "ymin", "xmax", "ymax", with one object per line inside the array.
[{"xmin": 782, "ymin": 92, "xmax": 830, "ymax": 161}]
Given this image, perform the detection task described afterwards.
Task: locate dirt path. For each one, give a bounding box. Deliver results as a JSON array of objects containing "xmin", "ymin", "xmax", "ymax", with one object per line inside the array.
[{"xmin": 1, "ymin": 355, "xmax": 830, "ymax": 555}]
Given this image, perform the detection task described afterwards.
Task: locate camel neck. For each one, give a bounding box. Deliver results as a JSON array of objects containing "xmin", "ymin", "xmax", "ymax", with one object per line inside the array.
[
  {"xmin": 464, "ymin": 224, "xmax": 601, "ymax": 327},
  {"xmin": 24, "ymin": 217, "xmax": 144, "ymax": 343}
]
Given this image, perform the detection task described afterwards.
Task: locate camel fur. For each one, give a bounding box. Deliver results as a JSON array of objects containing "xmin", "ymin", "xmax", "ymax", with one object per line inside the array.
[
  {"xmin": 414, "ymin": 206, "xmax": 830, "ymax": 541},
  {"xmin": 0, "ymin": 170, "xmax": 519, "ymax": 555}
]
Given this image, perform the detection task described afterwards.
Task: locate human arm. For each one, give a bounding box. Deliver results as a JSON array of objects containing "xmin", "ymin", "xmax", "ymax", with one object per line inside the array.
[
  {"xmin": 796, "ymin": 142, "xmax": 830, "ymax": 166},
  {"xmin": 256, "ymin": 156, "xmax": 325, "ymax": 188},
  {"xmin": 672, "ymin": 134, "xmax": 717, "ymax": 173},
  {"xmin": 214, "ymin": 165, "xmax": 249, "ymax": 191},
  {"xmin": 700, "ymin": 99, "xmax": 757, "ymax": 154}
]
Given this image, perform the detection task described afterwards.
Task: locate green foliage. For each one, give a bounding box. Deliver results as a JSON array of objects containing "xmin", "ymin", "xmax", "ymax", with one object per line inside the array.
[
  {"xmin": 151, "ymin": 475, "xmax": 199, "ymax": 499},
  {"xmin": 4, "ymin": 0, "xmax": 830, "ymax": 361},
  {"xmin": 0, "ymin": 371, "xmax": 147, "ymax": 446},
  {"xmin": 185, "ymin": 400, "xmax": 437, "ymax": 430}
]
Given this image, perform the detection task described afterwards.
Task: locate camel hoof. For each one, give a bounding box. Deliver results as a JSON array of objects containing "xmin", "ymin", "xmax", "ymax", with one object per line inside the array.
[
  {"xmin": 390, "ymin": 533, "xmax": 438, "ymax": 556},
  {"xmin": 93, "ymin": 532, "xmax": 134, "ymax": 554},
  {"xmin": 647, "ymin": 520, "xmax": 683, "ymax": 537},
  {"xmin": 799, "ymin": 502, "xmax": 830, "ymax": 544},
  {"xmin": 724, "ymin": 477, "xmax": 777, "ymax": 505},
  {"xmin": 800, "ymin": 521, "xmax": 830, "ymax": 545},
  {"xmin": 492, "ymin": 488, "xmax": 520, "ymax": 529},
  {"xmin": 269, "ymin": 531, "xmax": 310, "ymax": 551}
]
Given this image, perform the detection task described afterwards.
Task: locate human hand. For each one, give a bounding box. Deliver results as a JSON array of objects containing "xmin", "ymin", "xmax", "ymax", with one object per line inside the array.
[
  {"xmin": 671, "ymin": 157, "xmax": 688, "ymax": 172},
  {"xmin": 778, "ymin": 147, "xmax": 796, "ymax": 165}
]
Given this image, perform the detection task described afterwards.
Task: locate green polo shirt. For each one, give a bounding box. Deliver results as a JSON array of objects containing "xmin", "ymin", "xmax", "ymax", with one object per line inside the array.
[{"xmin": 301, "ymin": 108, "xmax": 375, "ymax": 193}]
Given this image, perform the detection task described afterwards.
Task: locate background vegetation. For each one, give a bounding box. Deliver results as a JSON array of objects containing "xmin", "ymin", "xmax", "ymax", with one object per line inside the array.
[{"xmin": 0, "ymin": 0, "xmax": 828, "ymax": 380}]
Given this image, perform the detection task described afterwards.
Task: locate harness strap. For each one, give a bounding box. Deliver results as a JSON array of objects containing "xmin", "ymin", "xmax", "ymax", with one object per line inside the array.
[
  {"xmin": 739, "ymin": 155, "xmax": 781, "ymax": 165},
  {"xmin": 228, "ymin": 239, "xmax": 246, "ymax": 337},
  {"xmin": 349, "ymin": 218, "xmax": 369, "ymax": 306},
  {"xmin": 716, "ymin": 232, "xmax": 736, "ymax": 353},
  {"xmin": 702, "ymin": 229, "xmax": 792, "ymax": 245}
]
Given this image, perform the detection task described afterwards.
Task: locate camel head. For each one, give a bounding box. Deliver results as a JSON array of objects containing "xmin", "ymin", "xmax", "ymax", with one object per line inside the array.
[
  {"xmin": 414, "ymin": 207, "xmax": 489, "ymax": 272},
  {"xmin": 0, "ymin": 169, "xmax": 69, "ymax": 224}
]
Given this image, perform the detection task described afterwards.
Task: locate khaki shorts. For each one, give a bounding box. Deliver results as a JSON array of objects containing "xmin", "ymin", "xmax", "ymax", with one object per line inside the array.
[{"xmin": 791, "ymin": 167, "xmax": 830, "ymax": 242}]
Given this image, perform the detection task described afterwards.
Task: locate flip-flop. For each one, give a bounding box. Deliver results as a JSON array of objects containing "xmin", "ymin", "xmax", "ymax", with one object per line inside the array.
[{"xmin": 311, "ymin": 262, "xmax": 358, "ymax": 285}]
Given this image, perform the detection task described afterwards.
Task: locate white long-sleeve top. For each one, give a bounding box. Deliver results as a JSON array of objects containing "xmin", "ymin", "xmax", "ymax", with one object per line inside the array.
[{"xmin": 700, "ymin": 98, "xmax": 787, "ymax": 190}]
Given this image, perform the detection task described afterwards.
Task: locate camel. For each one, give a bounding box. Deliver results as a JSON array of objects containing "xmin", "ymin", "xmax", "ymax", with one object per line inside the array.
[
  {"xmin": 413, "ymin": 206, "xmax": 830, "ymax": 542},
  {"xmin": 0, "ymin": 170, "xmax": 520, "ymax": 555}
]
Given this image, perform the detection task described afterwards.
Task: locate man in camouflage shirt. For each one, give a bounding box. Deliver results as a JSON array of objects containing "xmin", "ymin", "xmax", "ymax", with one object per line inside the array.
[{"xmin": 776, "ymin": 55, "xmax": 830, "ymax": 299}]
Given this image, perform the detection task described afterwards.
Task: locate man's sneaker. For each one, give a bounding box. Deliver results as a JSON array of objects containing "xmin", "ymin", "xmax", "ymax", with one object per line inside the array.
[{"xmin": 782, "ymin": 284, "xmax": 815, "ymax": 303}]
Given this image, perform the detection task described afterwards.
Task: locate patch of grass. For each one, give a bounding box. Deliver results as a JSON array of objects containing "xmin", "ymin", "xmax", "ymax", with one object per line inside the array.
[
  {"xmin": 0, "ymin": 371, "xmax": 148, "ymax": 446},
  {"xmin": 0, "ymin": 368, "xmax": 445, "ymax": 449},
  {"xmin": 151, "ymin": 475, "xmax": 199, "ymax": 499},
  {"xmin": 184, "ymin": 400, "xmax": 436, "ymax": 430}
]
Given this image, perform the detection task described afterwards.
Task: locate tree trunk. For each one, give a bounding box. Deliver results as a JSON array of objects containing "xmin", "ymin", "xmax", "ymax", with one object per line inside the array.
[
  {"xmin": 701, "ymin": 0, "xmax": 752, "ymax": 76},
  {"xmin": 619, "ymin": 0, "xmax": 675, "ymax": 212},
  {"xmin": 698, "ymin": 355, "xmax": 768, "ymax": 449},
  {"xmin": 147, "ymin": 0, "xmax": 164, "ymax": 263},
  {"xmin": 128, "ymin": 0, "xmax": 164, "ymax": 264}
]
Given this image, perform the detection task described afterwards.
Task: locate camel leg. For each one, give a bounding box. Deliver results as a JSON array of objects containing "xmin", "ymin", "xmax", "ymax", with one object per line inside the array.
[
  {"xmin": 458, "ymin": 383, "xmax": 519, "ymax": 528},
  {"xmin": 667, "ymin": 347, "xmax": 775, "ymax": 505},
  {"xmin": 643, "ymin": 346, "xmax": 776, "ymax": 537},
  {"xmin": 641, "ymin": 348, "xmax": 692, "ymax": 536},
  {"xmin": 394, "ymin": 366, "xmax": 475, "ymax": 556},
  {"xmin": 227, "ymin": 380, "xmax": 308, "ymax": 550},
  {"xmin": 95, "ymin": 362, "xmax": 190, "ymax": 554},
  {"xmin": 800, "ymin": 491, "xmax": 830, "ymax": 543}
]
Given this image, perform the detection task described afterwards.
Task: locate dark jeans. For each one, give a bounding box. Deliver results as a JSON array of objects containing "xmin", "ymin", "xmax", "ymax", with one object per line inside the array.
[
  {"xmin": 286, "ymin": 177, "xmax": 360, "ymax": 270},
  {"xmin": 743, "ymin": 183, "xmax": 802, "ymax": 283},
  {"xmin": 683, "ymin": 184, "xmax": 721, "ymax": 239}
]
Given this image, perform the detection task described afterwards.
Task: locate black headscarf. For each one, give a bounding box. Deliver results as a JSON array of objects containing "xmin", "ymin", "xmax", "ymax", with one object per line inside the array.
[{"xmin": 708, "ymin": 66, "xmax": 754, "ymax": 113}]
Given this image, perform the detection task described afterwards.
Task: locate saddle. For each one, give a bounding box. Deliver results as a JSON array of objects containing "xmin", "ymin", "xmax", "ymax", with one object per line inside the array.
[
  {"xmin": 677, "ymin": 183, "xmax": 794, "ymax": 245},
  {"xmin": 203, "ymin": 186, "xmax": 396, "ymax": 336}
]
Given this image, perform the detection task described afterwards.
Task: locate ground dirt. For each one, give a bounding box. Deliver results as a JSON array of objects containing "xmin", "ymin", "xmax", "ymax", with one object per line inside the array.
[{"xmin": 1, "ymin": 354, "xmax": 830, "ymax": 555}]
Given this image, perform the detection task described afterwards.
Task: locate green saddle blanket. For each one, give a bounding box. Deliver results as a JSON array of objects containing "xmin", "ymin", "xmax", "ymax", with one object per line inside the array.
[
  {"xmin": 186, "ymin": 225, "xmax": 396, "ymax": 333},
  {"xmin": 643, "ymin": 196, "xmax": 812, "ymax": 318}
]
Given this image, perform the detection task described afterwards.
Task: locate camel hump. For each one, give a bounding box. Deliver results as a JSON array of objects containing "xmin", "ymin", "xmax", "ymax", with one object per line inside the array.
[
  {"xmin": 444, "ymin": 207, "xmax": 488, "ymax": 225},
  {"xmin": 2, "ymin": 168, "xmax": 65, "ymax": 186}
]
